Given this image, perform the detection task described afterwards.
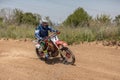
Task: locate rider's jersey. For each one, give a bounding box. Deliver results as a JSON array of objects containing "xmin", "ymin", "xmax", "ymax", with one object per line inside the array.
[{"xmin": 35, "ymin": 24, "xmax": 57, "ymax": 40}]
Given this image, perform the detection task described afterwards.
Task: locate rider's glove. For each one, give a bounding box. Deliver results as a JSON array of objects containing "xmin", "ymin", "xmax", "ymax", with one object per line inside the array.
[{"xmin": 56, "ymin": 30, "xmax": 60, "ymax": 34}]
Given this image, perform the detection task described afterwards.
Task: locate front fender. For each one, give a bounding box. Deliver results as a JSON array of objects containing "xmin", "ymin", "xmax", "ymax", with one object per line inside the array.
[{"xmin": 56, "ymin": 40, "xmax": 68, "ymax": 46}]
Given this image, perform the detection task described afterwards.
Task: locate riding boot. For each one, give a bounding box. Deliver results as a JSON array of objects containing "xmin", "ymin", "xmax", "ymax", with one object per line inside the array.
[
  {"xmin": 45, "ymin": 53, "xmax": 49, "ymax": 59},
  {"xmin": 43, "ymin": 49, "xmax": 49, "ymax": 61}
]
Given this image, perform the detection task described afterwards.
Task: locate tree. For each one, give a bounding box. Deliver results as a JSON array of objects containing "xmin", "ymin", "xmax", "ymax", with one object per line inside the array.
[
  {"xmin": 63, "ymin": 7, "xmax": 91, "ymax": 27},
  {"xmin": 114, "ymin": 15, "xmax": 120, "ymax": 25},
  {"xmin": 0, "ymin": 8, "xmax": 14, "ymax": 23},
  {"xmin": 13, "ymin": 9, "xmax": 23, "ymax": 24},
  {"xmin": 34, "ymin": 13, "xmax": 41, "ymax": 23},
  {"xmin": 13, "ymin": 9, "xmax": 40, "ymax": 25},
  {"xmin": 95, "ymin": 14, "xmax": 111, "ymax": 25},
  {"xmin": 21, "ymin": 12, "xmax": 37, "ymax": 25}
]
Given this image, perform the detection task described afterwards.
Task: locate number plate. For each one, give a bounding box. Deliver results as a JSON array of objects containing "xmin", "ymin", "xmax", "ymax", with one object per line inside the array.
[{"xmin": 51, "ymin": 36, "xmax": 59, "ymax": 42}]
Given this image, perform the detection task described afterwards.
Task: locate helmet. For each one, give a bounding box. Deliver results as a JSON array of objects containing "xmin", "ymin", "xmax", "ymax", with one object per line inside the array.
[
  {"xmin": 40, "ymin": 17, "xmax": 49, "ymax": 27},
  {"xmin": 41, "ymin": 17, "xmax": 48, "ymax": 23}
]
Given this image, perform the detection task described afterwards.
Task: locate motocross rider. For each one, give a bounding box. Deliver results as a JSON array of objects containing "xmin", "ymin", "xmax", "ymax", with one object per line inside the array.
[{"xmin": 35, "ymin": 17, "xmax": 58, "ymax": 61}]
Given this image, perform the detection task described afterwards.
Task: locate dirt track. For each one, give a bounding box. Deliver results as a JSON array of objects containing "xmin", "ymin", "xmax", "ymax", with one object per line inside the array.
[{"xmin": 0, "ymin": 40, "xmax": 120, "ymax": 80}]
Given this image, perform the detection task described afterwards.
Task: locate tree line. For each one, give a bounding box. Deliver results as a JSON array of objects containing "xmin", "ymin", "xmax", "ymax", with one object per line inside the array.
[
  {"xmin": 0, "ymin": 8, "xmax": 120, "ymax": 27},
  {"xmin": 0, "ymin": 8, "xmax": 52, "ymax": 26},
  {"xmin": 63, "ymin": 7, "xmax": 120, "ymax": 27}
]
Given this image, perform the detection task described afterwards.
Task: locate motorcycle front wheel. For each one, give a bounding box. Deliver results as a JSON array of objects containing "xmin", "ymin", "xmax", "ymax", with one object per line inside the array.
[{"xmin": 60, "ymin": 47, "xmax": 75, "ymax": 65}]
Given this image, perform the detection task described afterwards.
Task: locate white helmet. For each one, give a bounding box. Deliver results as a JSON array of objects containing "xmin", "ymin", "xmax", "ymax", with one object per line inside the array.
[{"xmin": 41, "ymin": 17, "xmax": 48, "ymax": 23}]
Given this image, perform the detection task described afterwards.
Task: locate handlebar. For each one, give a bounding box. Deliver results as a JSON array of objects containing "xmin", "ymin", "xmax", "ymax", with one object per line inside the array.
[{"xmin": 43, "ymin": 32, "xmax": 60, "ymax": 41}]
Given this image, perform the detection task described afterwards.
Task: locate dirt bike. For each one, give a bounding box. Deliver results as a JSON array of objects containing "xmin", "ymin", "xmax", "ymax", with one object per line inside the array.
[{"xmin": 35, "ymin": 32, "xmax": 75, "ymax": 65}]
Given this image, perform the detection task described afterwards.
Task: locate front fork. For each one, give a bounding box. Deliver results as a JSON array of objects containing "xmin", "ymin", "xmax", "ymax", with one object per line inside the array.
[{"xmin": 58, "ymin": 45, "xmax": 66, "ymax": 60}]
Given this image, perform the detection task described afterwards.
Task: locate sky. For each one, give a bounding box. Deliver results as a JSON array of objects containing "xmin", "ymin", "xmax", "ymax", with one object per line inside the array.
[{"xmin": 0, "ymin": 0, "xmax": 120, "ymax": 23}]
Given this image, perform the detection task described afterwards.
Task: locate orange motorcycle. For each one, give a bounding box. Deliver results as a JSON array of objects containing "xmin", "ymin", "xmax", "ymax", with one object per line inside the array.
[{"xmin": 35, "ymin": 32, "xmax": 75, "ymax": 65}]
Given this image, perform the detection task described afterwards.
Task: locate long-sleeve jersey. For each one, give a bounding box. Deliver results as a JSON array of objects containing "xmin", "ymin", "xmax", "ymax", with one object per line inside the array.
[{"xmin": 35, "ymin": 24, "xmax": 57, "ymax": 40}]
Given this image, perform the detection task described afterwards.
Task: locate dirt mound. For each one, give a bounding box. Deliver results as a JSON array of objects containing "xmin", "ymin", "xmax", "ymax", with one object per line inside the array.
[{"xmin": 0, "ymin": 40, "xmax": 120, "ymax": 80}]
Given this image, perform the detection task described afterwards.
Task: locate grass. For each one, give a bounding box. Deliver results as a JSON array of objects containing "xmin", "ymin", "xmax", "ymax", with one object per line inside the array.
[
  {"xmin": 0, "ymin": 23, "xmax": 120, "ymax": 45},
  {"xmin": 57, "ymin": 25, "xmax": 120, "ymax": 45},
  {"xmin": 0, "ymin": 24, "xmax": 35, "ymax": 39}
]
